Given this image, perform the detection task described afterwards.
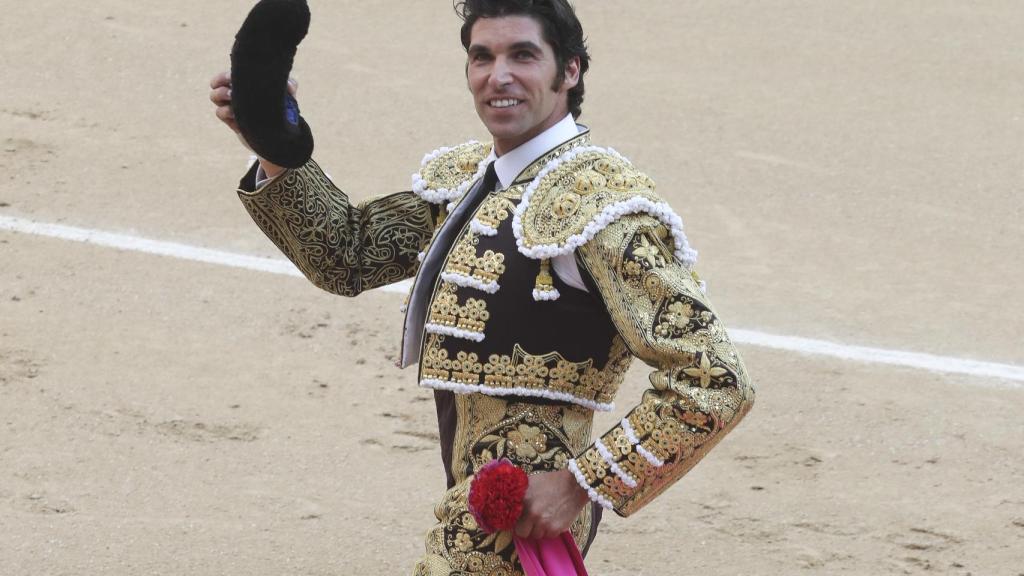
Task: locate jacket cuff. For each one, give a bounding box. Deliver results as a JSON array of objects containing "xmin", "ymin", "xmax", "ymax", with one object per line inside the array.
[{"xmin": 570, "ymin": 414, "xmax": 669, "ymax": 513}]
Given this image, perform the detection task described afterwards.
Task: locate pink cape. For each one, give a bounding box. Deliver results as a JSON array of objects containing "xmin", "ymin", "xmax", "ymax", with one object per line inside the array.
[{"xmin": 514, "ymin": 532, "xmax": 589, "ymax": 576}]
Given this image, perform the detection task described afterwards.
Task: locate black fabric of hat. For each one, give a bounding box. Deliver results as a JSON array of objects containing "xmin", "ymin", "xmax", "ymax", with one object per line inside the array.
[{"xmin": 230, "ymin": 0, "xmax": 314, "ymax": 168}]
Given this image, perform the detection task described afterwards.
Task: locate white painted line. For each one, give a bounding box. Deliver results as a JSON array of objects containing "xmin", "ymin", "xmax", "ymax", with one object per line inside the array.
[
  {"xmin": 0, "ymin": 214, "xmax": 413, "ymax": 294},
  {"xmin": 729, "ymin": 329, "xmax": 1023, "ymax": 386},
  {"xmin": 2, "ymin": 214, "xmax": 1021, "ymax": 386}
]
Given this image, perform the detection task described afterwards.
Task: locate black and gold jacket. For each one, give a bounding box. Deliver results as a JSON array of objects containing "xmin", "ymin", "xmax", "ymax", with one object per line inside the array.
[{"xmin": 236, "ymin": 129, "xmax": 754, "ymax": 517}]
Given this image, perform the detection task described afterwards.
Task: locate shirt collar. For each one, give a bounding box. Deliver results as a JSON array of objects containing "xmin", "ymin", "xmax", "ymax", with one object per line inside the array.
[{"xmin": 489, "ymin": 114, "xmax": 582, "ymax": 189}]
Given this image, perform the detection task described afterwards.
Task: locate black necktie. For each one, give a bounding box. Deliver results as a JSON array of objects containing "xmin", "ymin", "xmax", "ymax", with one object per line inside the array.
[
  {"xmin": 479, "ymin": 161, "xmax": 499, "ymax": 194},
  {"xmin": 400, "ymin": 161, "xmax": 498, "ymax": 366}
]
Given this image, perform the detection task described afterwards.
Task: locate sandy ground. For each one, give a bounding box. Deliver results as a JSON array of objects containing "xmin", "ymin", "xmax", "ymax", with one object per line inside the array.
[{"xmin": 2, "ymin": 1, "xmax": 1023, "ymax": 574}]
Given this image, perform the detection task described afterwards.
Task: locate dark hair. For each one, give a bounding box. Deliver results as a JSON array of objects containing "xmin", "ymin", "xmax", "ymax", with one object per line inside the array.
[{"xmin": 455, "ymin": 0, "xmax": 590, "ymax": 119}]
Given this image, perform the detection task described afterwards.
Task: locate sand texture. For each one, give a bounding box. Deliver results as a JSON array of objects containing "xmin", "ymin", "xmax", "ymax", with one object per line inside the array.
[{"xmin": 1, "ymin": 1, "xmax": 1022, "ymax": 574}]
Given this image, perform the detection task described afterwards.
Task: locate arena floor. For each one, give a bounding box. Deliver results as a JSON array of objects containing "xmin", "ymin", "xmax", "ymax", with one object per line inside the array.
[{"xmin": 2, "ymin": 1, "xmax": 1022, "ymax": 574}]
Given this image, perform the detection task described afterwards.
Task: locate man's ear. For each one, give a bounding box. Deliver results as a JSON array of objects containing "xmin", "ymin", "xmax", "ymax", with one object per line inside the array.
[{"xmin": 562, "ymin": 56, "xmax": 581, "ymax": 91}]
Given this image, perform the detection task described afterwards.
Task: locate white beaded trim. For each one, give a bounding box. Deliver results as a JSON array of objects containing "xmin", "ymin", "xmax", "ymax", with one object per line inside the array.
[
  {"xmin": 567, "ymin": 459, "xmax": 614, "ymax": 510},
  {"xmin": 636, "ymin": 444, "xmax": 665, "ymax": 468},
  {"xmin": 411, "ymin": 141, "xmax": 490, "ymax": 204},
  {"xmin": 532, "ymin": 288, "xmax": 561, "ymax": 301},
  {"xmin": 419, "ymin": 378, "xmax": 614, "ymax": 412},
  {"xmin": 512, "ymin": 146, "xmax": 698, "ymax": 267},
  {"xmin": 595, "ymin": 439, "xmax": 638, "ymax": 489},
  {"xmin": 424, "ymin": 323, "xmax": 485, "ymax": 342},
  {"xmin": 469, "ymin": 219, "xmax": 499, "ymax": 237},
  {"xmin": 621, "ymin": 417, "xmax": 664, "ymax": 468},
  {"xmin": 620, "ymin": 417, "xmax": 640, "ymax": 445},
  {"xmin": 440, "ymin": 271, "xmax": 500, "ymax": 294}
]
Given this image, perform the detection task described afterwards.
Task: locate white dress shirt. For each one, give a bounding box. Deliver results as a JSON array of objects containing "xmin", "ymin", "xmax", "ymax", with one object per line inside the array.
[{"xmin": 490, "ymin": 114, "xmax": 590, "ymax": 293}]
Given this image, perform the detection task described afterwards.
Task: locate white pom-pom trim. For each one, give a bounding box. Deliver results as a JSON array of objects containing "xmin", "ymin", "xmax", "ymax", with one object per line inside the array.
[
  {"xmin": 417, "ymin": 251, "xmax": 426, "ymax": 263},
  {"xmin": 621, "ymin": 417, "xmax": 664, "ymax": 468},
  {"xmin": 621, "ymin": 417, "xmax": 640, "ymax": 444},
  {"xmin": 636, "ymin": 444, "xmax": 665, "ymax": 468},
  {"xmin": 424, "ymin": 323, "xmax": 485, "ymax": 342},
  {"xmin": 411, "ymin": 141, "xmax": 490, "ymax": 204},
  {"xmin": 440, "ymin": 272, "xmax": 500, "ymax": 294},
  {"xmin": 511, "ymin": 146, "xmax": 698, "ymax": 267},
  {"xmin": 532, "ymin": 288, "xmax": 561, "ymax": 301},
  {"xmin": 568, "ymin": 459, "xmax": 614, "ymax": 510},
  {"xmin": 595, "ymin": 439, "xmax": 638, "ymax": 489},
  {"xmin": 399, "ymin": 304, "xmax": 408, "ymax": 314},
  {"xmin": 419, "ymin": 378, "xmax": 615, "ymax": 412},
  {"xmin": 470, "ymin": 219, "xmax": 499, "ymax": 237}
]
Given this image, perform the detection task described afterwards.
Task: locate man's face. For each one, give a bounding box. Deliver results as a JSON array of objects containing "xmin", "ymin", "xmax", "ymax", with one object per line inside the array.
[{"xmin": 466, "ymin": 15, "xmax": 580, "ymax": 156}]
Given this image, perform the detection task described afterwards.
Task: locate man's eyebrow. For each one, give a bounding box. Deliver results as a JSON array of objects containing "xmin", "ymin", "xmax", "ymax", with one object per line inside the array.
[
  {"xmin": 508, "ymin": 41, "xmax": 543, "ymax": 53},
  {"xmin": 467, "ymin": 41, "xmax": 543, "ymax": 55}
]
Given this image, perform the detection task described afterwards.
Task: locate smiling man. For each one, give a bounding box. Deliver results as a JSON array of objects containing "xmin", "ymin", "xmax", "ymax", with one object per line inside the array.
[
  {"xmin": 211, "ymin": 1, "xmax": 754, "ymax": 574},
  {"xmin": 466, "ymin": 14, "xmax": 580, "ymax": 155}
]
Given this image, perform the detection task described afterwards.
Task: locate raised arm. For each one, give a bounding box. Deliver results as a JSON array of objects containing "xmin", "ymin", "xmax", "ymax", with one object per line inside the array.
[
  {"xmin": 236, "ymin": 160, "xmax": 437, "ymax": 297},
  {"xmin": 211, "ymin": 71, "xmax": 438, "ymax": 296}
]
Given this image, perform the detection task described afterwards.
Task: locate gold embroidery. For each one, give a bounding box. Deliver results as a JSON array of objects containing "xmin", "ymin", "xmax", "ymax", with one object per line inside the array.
[
  {"xmin": 618, "ymin": 451, "xmax": 658, "ymax": 483},
  {"xmin": 427, "ymin": 283, "xmax": 490, "ymax": 335},
  {"xmin": 237, "ymin": 160, "xmax": 435, "ymax": 296},
  {"xmin": 417, "ymin": 141, "xmax": 492, "ymax": 200},
  {"xmin": 421, "ymin": 335, "xmax": 631, "ymax": 409},
  {"xmin": 533, "ymin": 258, "xmax": 557, "ymax": 297},
  {"xmin": 474, "ymin": 195, "xmax": 514, "ymax": 232},
  {"xmin": 445, "ymin": 234, "xmax": 507, "ymax": 287},
  {"xmin": 516, "ymin": 150, "xmax": 659, "ymax": 254},
  {"xmin": 573, "ymin": 213, "xmax": 755, "ymax": 516},
  {"xmin": 415, "ymin": 394, "xmax": 596, "ymax": 574}
]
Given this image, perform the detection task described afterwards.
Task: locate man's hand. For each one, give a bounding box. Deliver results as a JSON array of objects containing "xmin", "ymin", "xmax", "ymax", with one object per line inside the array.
[
  {"xmin": 208, "ymin": 71, "xmax": 296, "ymax": 178},
  {"xmin": 514, "ymin": 469, "xmax": 591, "ymax": 540}
]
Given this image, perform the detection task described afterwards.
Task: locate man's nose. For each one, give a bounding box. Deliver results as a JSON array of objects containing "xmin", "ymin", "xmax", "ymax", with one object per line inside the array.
[{"xmin": 489, "ymin": 56, "xmax": 513, "ymax": 88}]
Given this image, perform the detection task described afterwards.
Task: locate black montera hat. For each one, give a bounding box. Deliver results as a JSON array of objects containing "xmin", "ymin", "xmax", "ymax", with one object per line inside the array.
[{"xmin": 230, "ymin": 0, "xmax": 314, "ymax": 168}]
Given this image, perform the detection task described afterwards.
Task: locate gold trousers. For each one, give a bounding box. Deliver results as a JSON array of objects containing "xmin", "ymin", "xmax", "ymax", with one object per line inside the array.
[{"xmin": 414, "ymin": 393, "xmax": 601, "ymax": 575}]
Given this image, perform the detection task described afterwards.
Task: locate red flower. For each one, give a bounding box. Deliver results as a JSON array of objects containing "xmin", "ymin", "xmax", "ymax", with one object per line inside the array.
[{"xmin": 467, "ymin": 459, "xmax": 529, "ymax": 533}]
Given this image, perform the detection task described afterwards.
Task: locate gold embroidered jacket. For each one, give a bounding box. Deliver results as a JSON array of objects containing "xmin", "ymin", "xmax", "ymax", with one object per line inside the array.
[{"xmin": 235, "ymin": 131, "xmax": 754, "ymax": 518}]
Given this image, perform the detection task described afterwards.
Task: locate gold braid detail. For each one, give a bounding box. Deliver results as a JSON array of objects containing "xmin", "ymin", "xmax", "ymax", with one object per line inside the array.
[
  {"xmin": 238, "ymin": 160, "xmax": 435, "ymax": 296},
  {"xmin": 573, "ymin": 213, "xmax": 755, "ymax": 516},
  {"xmin": 516, "ymin": 151, "xmax": 660, "ymax": 253}
]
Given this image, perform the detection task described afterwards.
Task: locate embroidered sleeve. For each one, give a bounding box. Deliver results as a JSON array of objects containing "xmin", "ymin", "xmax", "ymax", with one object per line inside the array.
[
  {"xmin": 567, "ymin": 213, "xmax": 755, "ymax": 517},
  {"xmin": 237, "ymin": 159, "xmax": 438, "ymax": 296}
]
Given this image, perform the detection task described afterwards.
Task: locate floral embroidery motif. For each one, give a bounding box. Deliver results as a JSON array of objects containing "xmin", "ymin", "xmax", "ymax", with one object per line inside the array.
[
  {"xmin": 564, "ymin": 212, "xmax": 754, "ymax": 516},
  {"xmin": 682, "ymin": 352, "xmax": 730, "ymax": 389},
  {"xmin": 653, "ymin": 295, "xmax": 714, "ymax": 340}
]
